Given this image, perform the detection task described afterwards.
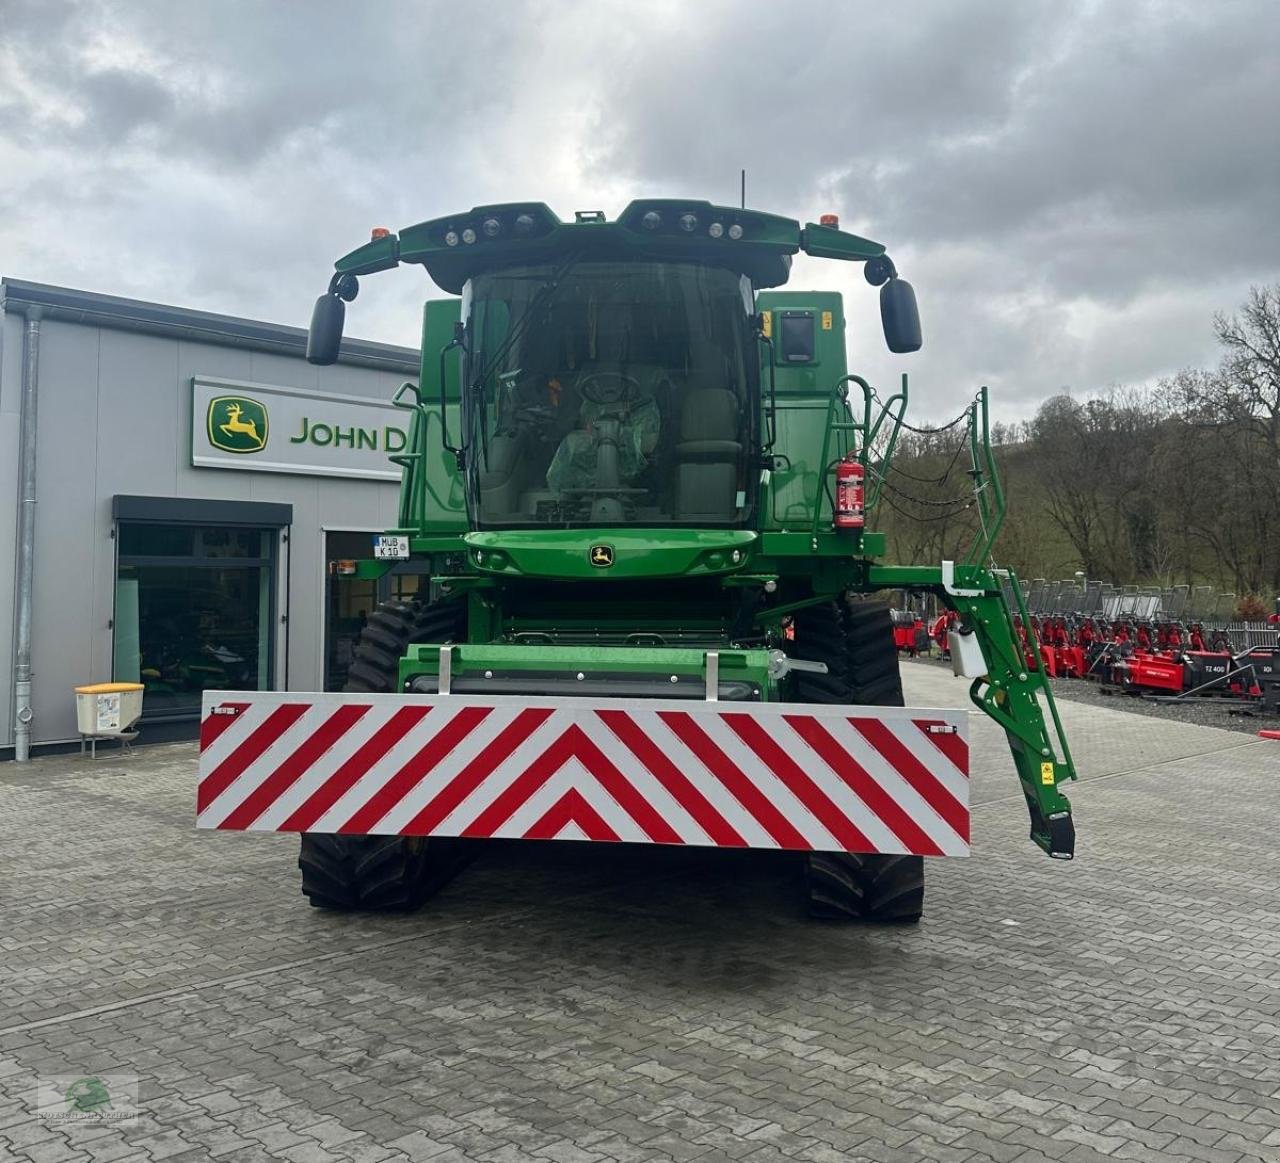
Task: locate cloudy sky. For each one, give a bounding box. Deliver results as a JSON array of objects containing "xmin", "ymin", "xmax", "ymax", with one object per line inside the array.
[{"xmin": 2, "ymin": 0, "xmax": 1277, "ymax": 421}]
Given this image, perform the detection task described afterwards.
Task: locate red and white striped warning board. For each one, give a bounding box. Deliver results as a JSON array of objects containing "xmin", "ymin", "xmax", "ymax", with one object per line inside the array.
[{"xmin": 197, "ymin": 694, "xmax": 969, "ymax": 857}]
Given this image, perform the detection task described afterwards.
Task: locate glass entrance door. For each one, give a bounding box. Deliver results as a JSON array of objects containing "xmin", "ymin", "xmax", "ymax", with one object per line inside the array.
[{"xmin": 114, "ymin": 524, "xmax": 276, "ymax": 719}]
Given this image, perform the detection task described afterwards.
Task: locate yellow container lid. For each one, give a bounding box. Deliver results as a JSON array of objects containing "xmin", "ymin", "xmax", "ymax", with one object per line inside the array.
[{"xmin": 75, "ymin": 682, "xmax": 145, "ymax": 694}]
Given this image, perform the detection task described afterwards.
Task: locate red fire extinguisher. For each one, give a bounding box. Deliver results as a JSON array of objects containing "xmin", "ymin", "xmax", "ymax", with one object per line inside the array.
[{"xmin": 834, "ymin": 457, "xmax": 865, "ymax": 529}]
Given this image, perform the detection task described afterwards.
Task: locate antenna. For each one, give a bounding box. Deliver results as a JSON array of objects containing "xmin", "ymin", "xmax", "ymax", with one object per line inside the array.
[{"xmin": 740, "ymin": 169, "xmax": 746, "ymax": 209}]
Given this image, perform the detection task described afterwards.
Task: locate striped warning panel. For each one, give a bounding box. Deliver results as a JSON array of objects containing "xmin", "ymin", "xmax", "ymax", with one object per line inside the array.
[{"xmin": 196, "ymin": 693, "xmax": 969, "ymax": 857}]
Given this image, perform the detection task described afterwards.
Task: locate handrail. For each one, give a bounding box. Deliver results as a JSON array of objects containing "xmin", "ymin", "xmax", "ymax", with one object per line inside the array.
[
  {"xmin": 809, "ymin": 375, "xmax": 1006, "ymax": 560},
  {"xmin": 963, "ymin": 386, "xmax": 1006, "ymax": 566},
  {"xmin": 810, "ymin": 373, "xmax": 909, "ymax": 534},
  {"xmin": 391, "ymin": 381, "xmax": 423, "ymax": 410}
]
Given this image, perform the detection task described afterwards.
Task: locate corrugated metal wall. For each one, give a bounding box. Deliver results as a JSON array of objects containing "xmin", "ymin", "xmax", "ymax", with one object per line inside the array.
[{"xmin": 2, "ymin": 293, "xmax": 418, "ymax": 749}]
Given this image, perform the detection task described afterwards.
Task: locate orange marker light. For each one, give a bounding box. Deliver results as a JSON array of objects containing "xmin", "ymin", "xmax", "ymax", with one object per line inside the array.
[
  {"xmin": 370, "ymin": 227, "xmax": 391, "ymax": 240},
  {"xmin": 819, "ymin": 213, "xmax": 839, "ymax": 227}
]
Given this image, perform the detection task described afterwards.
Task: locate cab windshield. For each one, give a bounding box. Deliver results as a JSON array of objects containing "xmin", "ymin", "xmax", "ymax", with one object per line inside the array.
[{"xmin": 462, "ymin": 260, "xmax": 757, "ymax": 528}]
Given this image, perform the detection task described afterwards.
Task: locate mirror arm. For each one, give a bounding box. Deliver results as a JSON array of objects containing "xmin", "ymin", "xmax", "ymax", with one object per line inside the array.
[{"xmin": 328, "ymin": 271, "xmax": 360, "ymax": 302}]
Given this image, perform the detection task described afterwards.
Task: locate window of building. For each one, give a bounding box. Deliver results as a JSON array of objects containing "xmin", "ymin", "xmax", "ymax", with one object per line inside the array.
[{"xmin": 114, "ymin": 524, "xmax": 278, "ymax": 720}]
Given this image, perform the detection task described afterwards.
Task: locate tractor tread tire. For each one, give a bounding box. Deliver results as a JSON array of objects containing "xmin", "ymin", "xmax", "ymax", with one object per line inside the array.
[
  {"xmin": 346, "ymin": 599, "xmax": 465, "ymax": 694},
  {"xmin": 300, "ymin": 595, "xmax": 468, "ymax": 911},
  {"xmin": 299, "ymin": 834, "xmax": 425, "ymax": 911},
  {"xmin": 806, "ymin": 851, "xmax": 925, "ymax": 922},
  {"xmin": 790, "ymin": 598, "xmax": 922, "ymax": 923}
]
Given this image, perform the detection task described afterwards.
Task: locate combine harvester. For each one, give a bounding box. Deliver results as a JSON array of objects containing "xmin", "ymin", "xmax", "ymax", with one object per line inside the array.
[{"xmin": 197, "ymin": 199, "xmax": 1079, "ymax": 921}]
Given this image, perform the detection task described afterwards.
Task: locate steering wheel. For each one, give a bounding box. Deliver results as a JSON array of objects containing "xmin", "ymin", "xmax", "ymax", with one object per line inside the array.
[{"xmin": 577, "ymin": 371, "xmax": 640, "ymax": 406}]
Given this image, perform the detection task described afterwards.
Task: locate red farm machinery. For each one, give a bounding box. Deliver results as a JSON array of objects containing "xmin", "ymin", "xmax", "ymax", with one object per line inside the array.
[{"xmin": 1012, "ymin": 581, "xmax": 1280, "ymax": 712}]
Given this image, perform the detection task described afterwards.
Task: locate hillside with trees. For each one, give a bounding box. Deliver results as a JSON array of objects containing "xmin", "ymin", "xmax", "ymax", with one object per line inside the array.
[{"xmin": 877, "ymin": 285, "xmax": 1280, "ymax": 609}]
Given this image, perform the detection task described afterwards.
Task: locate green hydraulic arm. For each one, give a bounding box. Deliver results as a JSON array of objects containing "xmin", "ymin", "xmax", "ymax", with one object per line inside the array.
[
  {"xmin": 868, "ymin": 560, "xmax": 1076, "ymax": 858},
  {"xmin": 865, "ymin": 384, "xmax": 1077, "ymax": 859}
]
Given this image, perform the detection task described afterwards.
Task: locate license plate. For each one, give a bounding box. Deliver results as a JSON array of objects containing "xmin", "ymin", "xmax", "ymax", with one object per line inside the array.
[{"xmin": 373, "ymin": 535, "xmax": 410, "ymax": 560}]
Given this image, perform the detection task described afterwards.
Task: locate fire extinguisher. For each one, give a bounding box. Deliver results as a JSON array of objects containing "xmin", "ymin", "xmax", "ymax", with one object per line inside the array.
[{"xmin": 833, "ymin": 457, "xmax": 865, "ymax": 530}]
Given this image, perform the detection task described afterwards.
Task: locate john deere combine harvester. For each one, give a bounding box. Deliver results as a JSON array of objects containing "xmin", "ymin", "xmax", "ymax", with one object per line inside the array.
[{"xmin": 196, "ymin": 199, "xmax": 1077, "ymax": 922}]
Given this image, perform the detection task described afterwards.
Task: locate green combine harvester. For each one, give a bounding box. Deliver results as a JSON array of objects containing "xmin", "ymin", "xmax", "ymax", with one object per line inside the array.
[{"xmin": 196, "ymin": 198, "xmax": 1077, "ymax": 922}]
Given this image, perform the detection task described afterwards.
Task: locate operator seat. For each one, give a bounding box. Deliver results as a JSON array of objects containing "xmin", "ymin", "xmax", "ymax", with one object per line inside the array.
[
  {"xmin": 673, "ymin": 389, "xmax": 741, "ymax": 522},
  {"xmin": 544, "ymin": 365, "xmax": 664, "ymax": 494}
]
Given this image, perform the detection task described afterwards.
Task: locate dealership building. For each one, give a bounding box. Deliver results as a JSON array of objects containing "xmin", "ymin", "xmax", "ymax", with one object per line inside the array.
[{"xmin": 1, "ymin": 278, "xmax": 429, "ymax": 757}]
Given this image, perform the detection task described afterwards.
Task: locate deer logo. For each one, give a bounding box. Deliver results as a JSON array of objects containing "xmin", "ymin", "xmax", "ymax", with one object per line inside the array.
[
  {"xmin": 589, "ymin": 544, "xmax": 615, "ymax": 568},
  {"xmin": 221, "ymin": 403, "xmax": 261, "ymax": 444},
  {"xmin": 207, "ymin": 396, "xmax": 268, "ymax": 454}
]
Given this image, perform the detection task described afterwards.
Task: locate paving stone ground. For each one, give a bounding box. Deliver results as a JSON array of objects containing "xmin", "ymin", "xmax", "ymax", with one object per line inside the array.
[{"xmin": 1, "ymin": 663, "xmax": 1277, "ymax": 1163}]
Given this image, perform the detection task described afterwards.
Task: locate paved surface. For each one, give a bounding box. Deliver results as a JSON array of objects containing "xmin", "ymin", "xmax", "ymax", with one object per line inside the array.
[
  {"xmin": 912, "ymin": 652, "xmax": 1276, "ymax": 738},
  {"xmin": 2, "ymin": 665, "xmax": 1278, "ymax": 1163}
]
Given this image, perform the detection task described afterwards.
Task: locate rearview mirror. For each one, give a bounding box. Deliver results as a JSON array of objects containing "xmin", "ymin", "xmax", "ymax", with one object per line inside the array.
[
  {"xmin": 881, "ymin": 278, "xmax": 922, "ymax": 354},
  {"xmin": 306, "ymin": 293, "xmax": 345, "ymax": 365}
]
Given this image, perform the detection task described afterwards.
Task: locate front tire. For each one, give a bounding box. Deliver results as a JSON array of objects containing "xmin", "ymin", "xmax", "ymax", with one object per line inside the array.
[
  {"xmin": 300, "ymin": 834, "xmax": 437, "ymax": 911},
  {"xmin": 300, "ymin": 596, "xmax": 468, "ymax": 912},
  {"xmin": 789, "ymin": 597, "xmax": 925, "ymax": 923},
  {"xmin": 805, "ymin": 851, "xmax": 925, "ymax": 923},
  {"xmin": 345, "ymin": 598, "xmax": 465, "ymax": 694}
]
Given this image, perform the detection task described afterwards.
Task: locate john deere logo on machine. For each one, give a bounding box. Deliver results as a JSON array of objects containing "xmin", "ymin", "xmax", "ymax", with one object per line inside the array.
[
  {"xmin": 589, "ymin": 544, "xmax": 614, "ymax": 568},
  {"xmin": 207, "ymin": 396, "xmax": 268, "ymax": 454}
]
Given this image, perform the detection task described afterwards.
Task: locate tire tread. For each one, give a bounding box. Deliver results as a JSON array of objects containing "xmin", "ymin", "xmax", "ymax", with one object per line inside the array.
[
  {"xmin": 790, "ymin": 598, "xmax": 924, "ymax": 923},
  {"xmin": 299, "ymin": 596, "xmax": 467, "ymax": 911}
]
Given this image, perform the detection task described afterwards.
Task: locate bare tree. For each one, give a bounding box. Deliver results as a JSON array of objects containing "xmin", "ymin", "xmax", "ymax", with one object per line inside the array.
[
  {"xmin": 1161, "ymin": 285, "xmax": 1280, "ymax": 592},
  {"xmin": 872, "ymin": 285, "xmax": 1280, "ymax": 603}
]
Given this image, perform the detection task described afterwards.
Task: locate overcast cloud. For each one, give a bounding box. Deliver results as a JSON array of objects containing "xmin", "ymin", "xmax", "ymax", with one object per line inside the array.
[{"xmin": 2, "ymin": 0, "xmax": 1277, "ymax": 421}]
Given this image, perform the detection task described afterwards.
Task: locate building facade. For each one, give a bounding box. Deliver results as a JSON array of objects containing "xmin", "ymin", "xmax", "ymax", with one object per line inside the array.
[{"xmin": 1, "ymin": 279, "xmax": 427, "ymax": 755}]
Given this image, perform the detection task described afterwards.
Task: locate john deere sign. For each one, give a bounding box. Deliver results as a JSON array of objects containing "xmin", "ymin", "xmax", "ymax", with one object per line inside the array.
[{"xmin": 192, "ymin": 376, "xmax": 408, "ymax": 481}]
